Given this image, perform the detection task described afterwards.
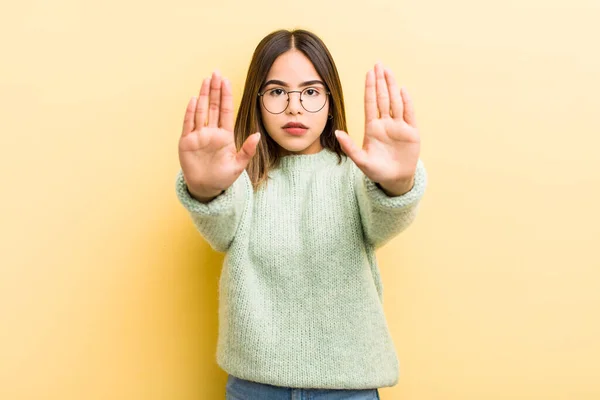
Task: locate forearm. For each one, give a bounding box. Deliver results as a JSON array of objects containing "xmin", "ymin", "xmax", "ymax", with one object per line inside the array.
[
  {"xmin": 354, "ymin": 159, "xmax": 427, "ymax": 248},
  {"xmin": 175, "ymin": 169, "xmax": 250, "ymax": 252}
]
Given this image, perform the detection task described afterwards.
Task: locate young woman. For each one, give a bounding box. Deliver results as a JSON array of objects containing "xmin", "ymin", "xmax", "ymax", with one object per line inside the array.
[{"xmin": 176, "ymin": 29, "xmax": 427, "ymax": 399}]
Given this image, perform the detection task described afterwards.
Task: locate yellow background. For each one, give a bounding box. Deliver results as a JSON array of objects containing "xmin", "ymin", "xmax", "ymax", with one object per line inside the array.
[{"xmin": 1, "ymin": 0, "xmax": 599, "ymax": 399}]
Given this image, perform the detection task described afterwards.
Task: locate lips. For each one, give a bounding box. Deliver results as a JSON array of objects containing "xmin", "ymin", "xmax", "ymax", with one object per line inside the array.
[{"xmin": 282, "ymin": 122, "xmax": 308, "ymax": 129}]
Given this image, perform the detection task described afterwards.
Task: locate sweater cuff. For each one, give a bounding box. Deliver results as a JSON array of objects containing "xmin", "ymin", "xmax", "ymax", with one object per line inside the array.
[
  {"xmin": 175, "ymin": 170, "xmax": 235, "ymax": 215},
  {"xmin": 363, "ymin": 159, "xmax": 427, "ymax": 209}
]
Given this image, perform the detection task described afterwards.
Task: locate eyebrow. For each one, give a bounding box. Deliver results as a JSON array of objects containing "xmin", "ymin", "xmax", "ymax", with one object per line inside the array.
[{"xmin": 262, "ymin": 79, "xmax": 326, "ymax": 88}]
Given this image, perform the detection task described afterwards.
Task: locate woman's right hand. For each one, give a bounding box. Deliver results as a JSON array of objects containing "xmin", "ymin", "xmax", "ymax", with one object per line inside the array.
[{"xmin": 178, "ymin": 71, "xmax": 261, "ymax": 202}]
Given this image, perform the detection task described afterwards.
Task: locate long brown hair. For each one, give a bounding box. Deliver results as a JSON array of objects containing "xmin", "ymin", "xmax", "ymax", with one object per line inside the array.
[{"xmin": 234, "ymin": 29, "xmax": 348, "ymax": 189}]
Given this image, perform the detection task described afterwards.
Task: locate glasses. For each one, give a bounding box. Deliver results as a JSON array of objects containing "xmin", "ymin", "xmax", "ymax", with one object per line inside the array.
[{"xmin": 258, "ymin": 87, "xmax": 330, "ymax": 114}]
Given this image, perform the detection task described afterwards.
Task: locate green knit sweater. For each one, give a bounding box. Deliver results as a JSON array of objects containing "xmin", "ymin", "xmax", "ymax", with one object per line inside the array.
[{"xmin": 175, "ymin": 148, "xmax": 427, "ymax": 390}]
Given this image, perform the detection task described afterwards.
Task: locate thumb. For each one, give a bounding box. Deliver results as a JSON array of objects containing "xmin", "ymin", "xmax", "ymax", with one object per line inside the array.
[
  {"xmin": 236, "ymin": 132, "xmax": 261, "ymax": 167},
  {"xmin": 335, "ymin": 130, "xmax": 367, "ymax": 168}
]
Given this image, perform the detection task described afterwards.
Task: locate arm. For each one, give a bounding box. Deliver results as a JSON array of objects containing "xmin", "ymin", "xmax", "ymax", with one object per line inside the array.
[
  {"xmin": 353, "ymin": 158, "xmax": 427, "ymax": 249},
  {"xmin": 175, "ymin": 168, "xmax": 251, "ymax": 252}
]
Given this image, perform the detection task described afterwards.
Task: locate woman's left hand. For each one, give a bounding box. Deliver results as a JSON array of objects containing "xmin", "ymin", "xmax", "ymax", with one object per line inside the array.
[{"xmin": 335, "ymin": 63, "xmax": 421, "ymax": 196}]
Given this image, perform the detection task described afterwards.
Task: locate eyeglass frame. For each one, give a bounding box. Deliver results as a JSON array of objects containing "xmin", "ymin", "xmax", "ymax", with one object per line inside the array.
[{"xmin": 257, "ymin": 87, "xmax": 331, "ymax": 114}]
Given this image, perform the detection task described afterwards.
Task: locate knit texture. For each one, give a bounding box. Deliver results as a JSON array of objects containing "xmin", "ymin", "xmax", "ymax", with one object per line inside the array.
[{"xmin": 175, "ymin": 149, "xmax": 427, "ymax": 389}]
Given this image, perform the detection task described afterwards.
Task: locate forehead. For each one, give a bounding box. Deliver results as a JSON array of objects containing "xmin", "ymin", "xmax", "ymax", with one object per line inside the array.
[{"xmin": 265, "ymin": 50, "xmax": 321, "ymax": 83}]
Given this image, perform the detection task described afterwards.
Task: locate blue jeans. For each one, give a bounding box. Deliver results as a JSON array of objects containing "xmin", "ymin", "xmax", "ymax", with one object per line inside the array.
[{"xmin": 226, "ymin": 375, "xmax": 381, "ymax": 400}]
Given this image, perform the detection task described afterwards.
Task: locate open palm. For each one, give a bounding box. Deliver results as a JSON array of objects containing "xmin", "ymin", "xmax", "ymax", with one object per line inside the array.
[
  {"xmin": 335, "ymin": 63, "xmax": 421, "ymax": 192},
  {"xmin": 179, "ymin": 71, "xmax": 260, "ymax": 198}
]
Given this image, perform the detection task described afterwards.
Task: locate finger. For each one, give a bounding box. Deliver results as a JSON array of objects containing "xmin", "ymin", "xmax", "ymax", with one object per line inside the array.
[
  {"xmin": 401, "ymin": 87, "xmax": 417, "ymax": 127},
  {"xmin": 207, "ymin": 71, "xmax": 222, "ymax": 128},
  {"xmin": 182, "ymin": 96, "xmax": 197, "ymax": 137},
  {"xmin": 335, "ymin": 130, "xmax": 368, "ymax": 168},
  {"xmin": 364, "ymin": 70, "xmax": 377, "ymax": 125},
  {"xmin": 375, "ymin": 63, "xmax": 390, "ymax": 118},
  {"xmin": 384, "ymin": 68, "xmax": 404, "ymax": 120},
  {"xmin": 219, "ymin": 78, "xmax": 234, "ymax": 132},
  {"xmin": 236, "ymin": 132, "xmax": 261, "ymax": 167},
  {"xmin": 195, "ymin": 78, "xmax": 210, "ymax": 129}
]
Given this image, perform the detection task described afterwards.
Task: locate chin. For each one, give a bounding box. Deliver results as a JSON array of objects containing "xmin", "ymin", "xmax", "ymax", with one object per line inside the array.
[
  {"xmin": 270, "ymin": 132, "xmax": 323, "ymax": 155},
  {"xmin": 281, "ymin": 143, "xmax": 309, "ymax": 153},
  {"xmin": 272, "ymin": 138, "xmax": 307, "ymax": 152}
]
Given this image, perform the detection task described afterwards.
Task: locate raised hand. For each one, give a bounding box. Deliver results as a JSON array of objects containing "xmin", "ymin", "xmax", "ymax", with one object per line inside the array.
[
  {"xmin": 335, "ymin": 63, "xmax": 421, "ymax": 196},
  {"xmin": 179, "ymin": 71, "xmax": 261, "ymax": 202}
]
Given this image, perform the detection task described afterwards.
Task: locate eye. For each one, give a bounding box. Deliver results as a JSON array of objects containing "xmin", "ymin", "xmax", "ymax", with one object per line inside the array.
[
  {"xmin": 267, "ymin": 88, "xmax": 285, "ymax": 97},
  {"xmin": 303, "ymin": 88, "xmax": 322, "ymax": 97}
]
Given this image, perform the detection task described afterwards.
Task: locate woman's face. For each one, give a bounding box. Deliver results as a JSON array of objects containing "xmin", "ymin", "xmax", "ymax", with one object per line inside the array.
[{"xmin": 260, "ymin": 49, "xmax": 330, "ymax": 156}]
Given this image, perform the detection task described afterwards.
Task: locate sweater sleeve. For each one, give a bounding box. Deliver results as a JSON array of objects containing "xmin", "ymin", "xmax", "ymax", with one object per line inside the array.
[
  {"xmin": 175, "ymin": 169, "xmax": 251, "ymax": 252},
  {"xmin": 353, "ymin": 159, "xmax": 427, "ymax": 249}
]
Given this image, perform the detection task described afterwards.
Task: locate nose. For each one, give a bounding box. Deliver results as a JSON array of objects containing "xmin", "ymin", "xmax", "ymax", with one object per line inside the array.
[{"xmin": 286, "ymin": 91, "xmax": 303, "ymax": 115}]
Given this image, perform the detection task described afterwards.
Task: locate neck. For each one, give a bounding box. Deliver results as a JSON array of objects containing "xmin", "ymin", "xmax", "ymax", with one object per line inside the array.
[{"xmin": 278, "ymin": 148, "xmax": 340, "ymax": 171}]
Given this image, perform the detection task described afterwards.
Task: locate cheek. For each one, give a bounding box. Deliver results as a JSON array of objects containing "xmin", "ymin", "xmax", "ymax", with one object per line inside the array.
[
  {"xmin": 260, "ymin": 108, "xmax": 272, "ymax": 127},
  {"xmin": 260, "ymin": 110, "xmax": 281, "ymax": 135},
  {"xmin": 313, "ymin": 111, "xmax": 329, "ymax": 129},
  {"xmin": 318, "ymin": 103, "xmax": 331, "ymax": 125}
]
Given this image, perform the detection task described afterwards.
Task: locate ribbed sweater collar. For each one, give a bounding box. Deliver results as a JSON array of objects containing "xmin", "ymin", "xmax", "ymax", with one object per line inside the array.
[{"xmin": 277, "ymin": 148, "xmax": 341, "ymax": 172}]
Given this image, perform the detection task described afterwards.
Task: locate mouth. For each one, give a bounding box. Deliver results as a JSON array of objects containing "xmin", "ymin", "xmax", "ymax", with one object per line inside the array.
[
  {"xmin": 282, "ymin": 122, "xmax": 308, "ymax": 129},
  {"xmin": 282, "ymin": 122, "xmax": 309, "ymax": 136}
]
